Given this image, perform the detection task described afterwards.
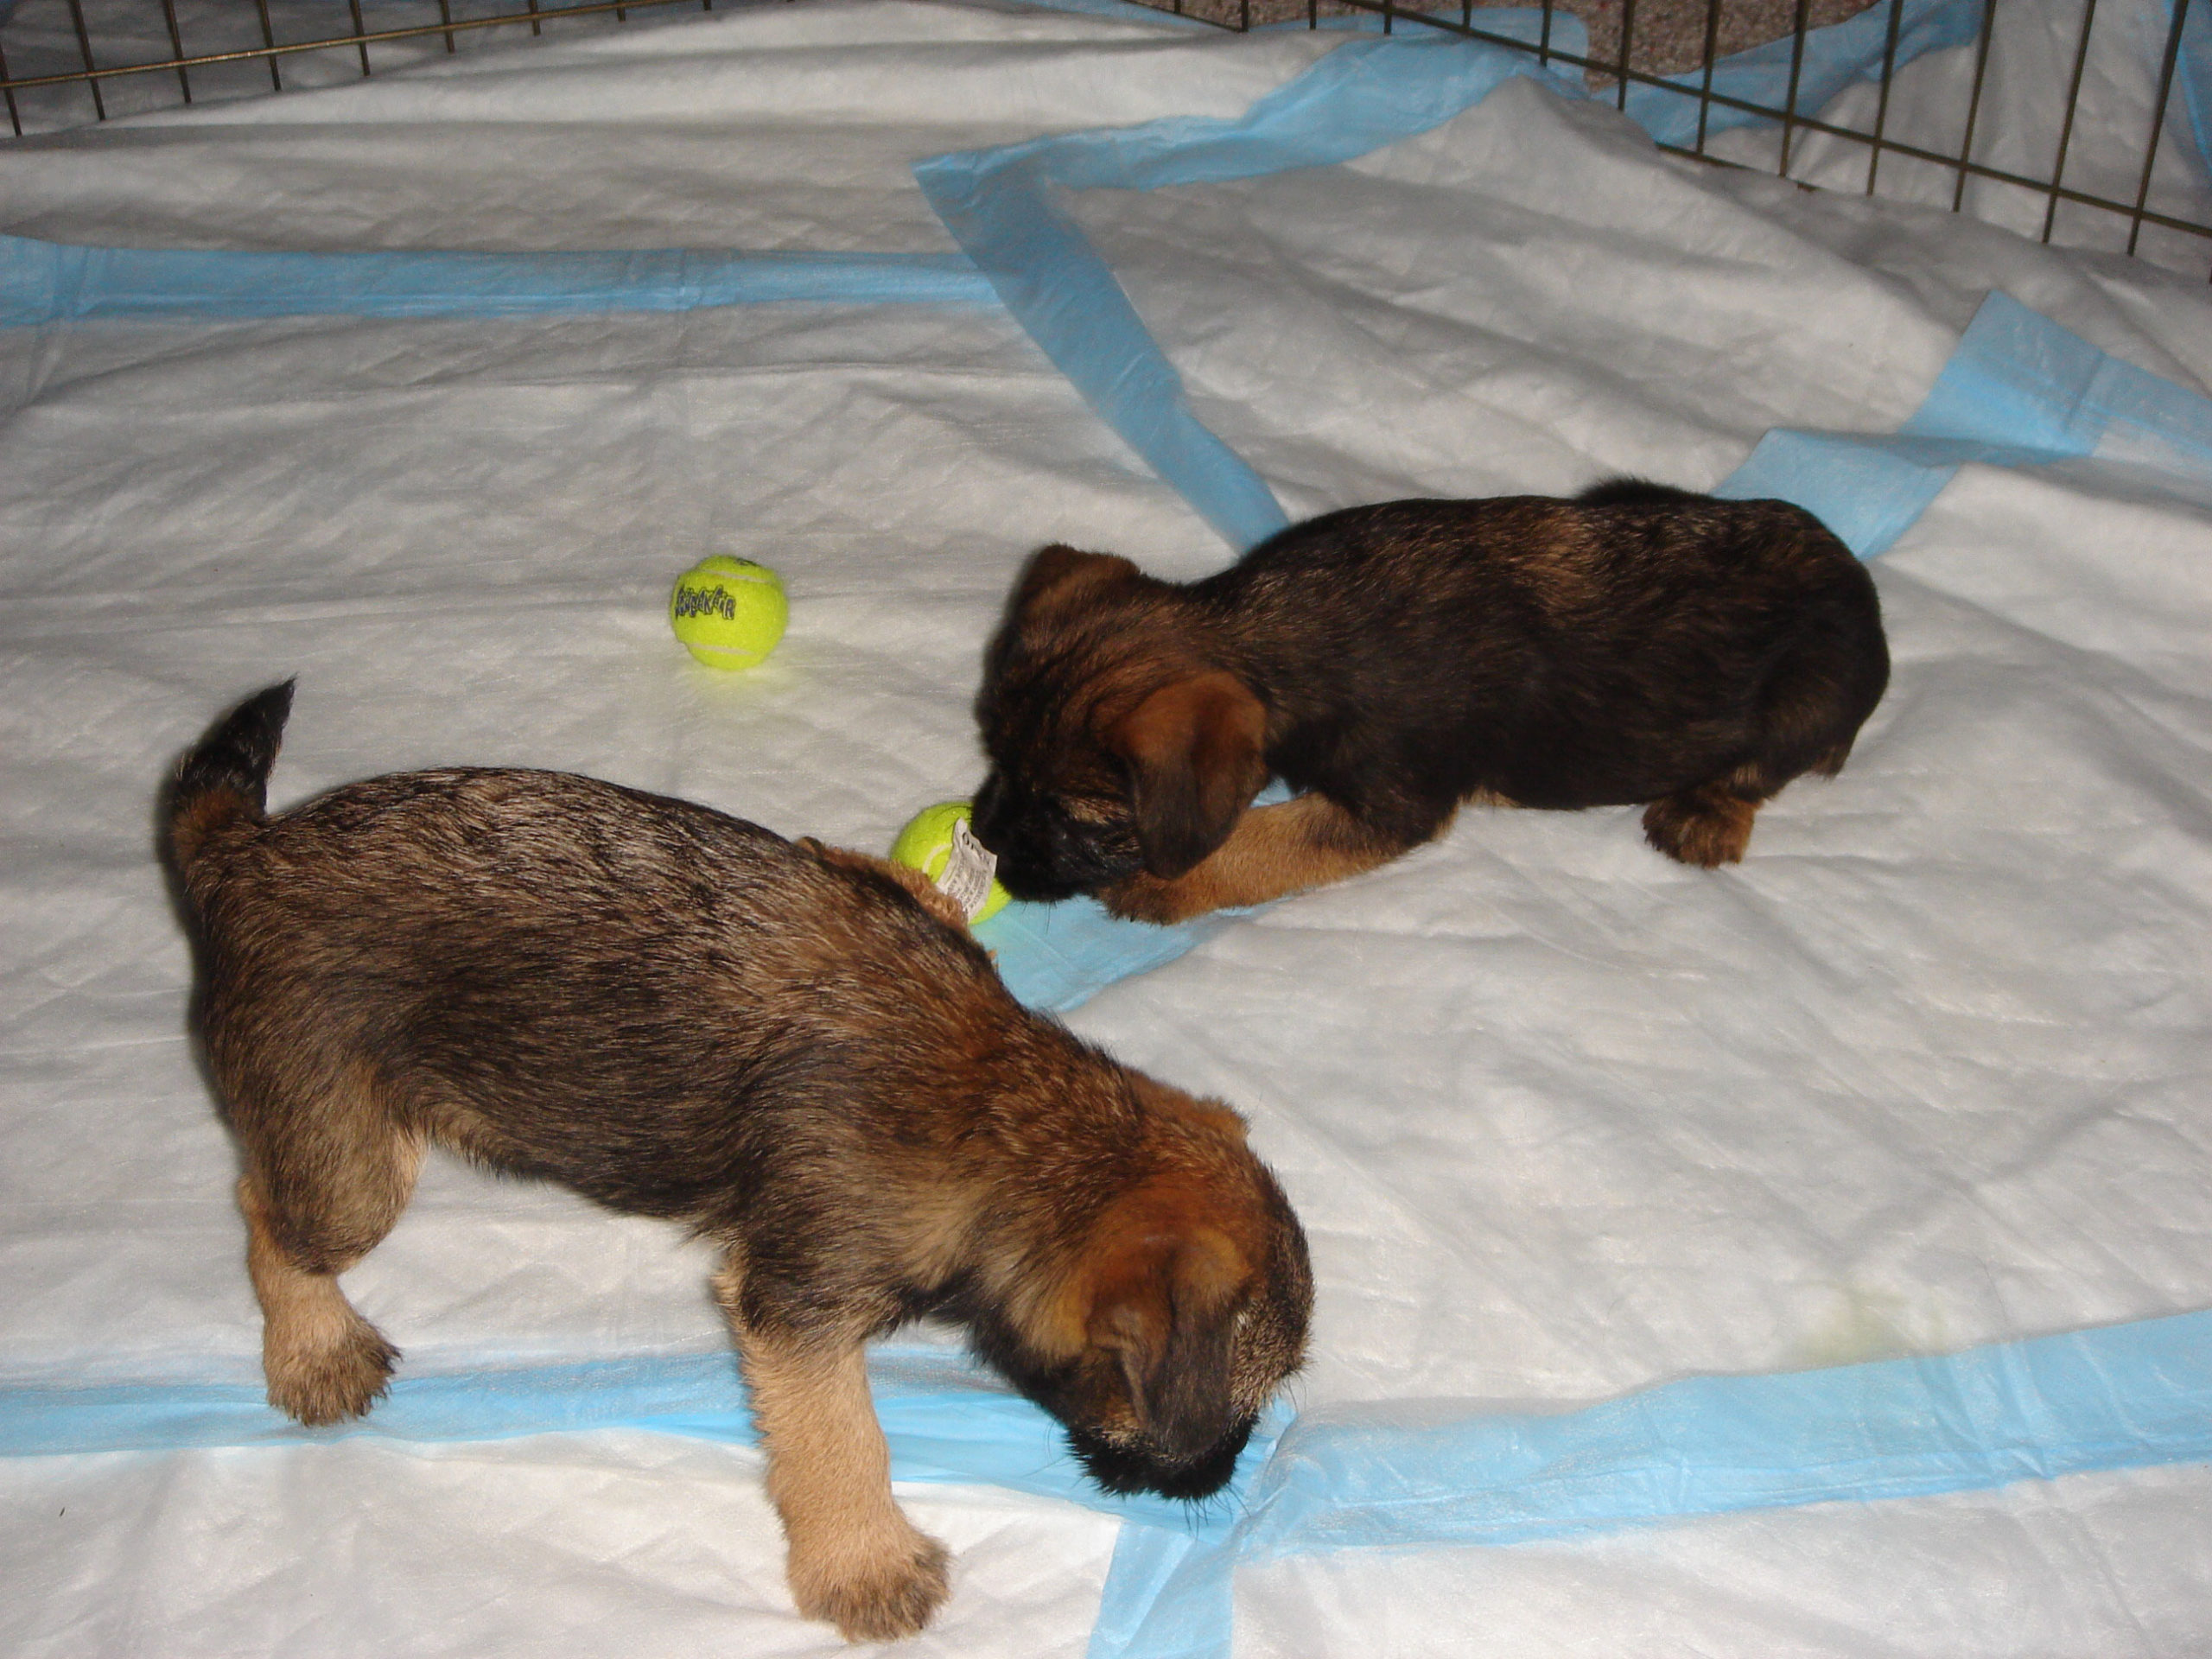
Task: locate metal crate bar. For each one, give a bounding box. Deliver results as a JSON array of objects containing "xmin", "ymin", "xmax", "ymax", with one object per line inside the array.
[
  {"xmin": 4, "ymin": 0, "xmax": 2208, "ymax": 270},
  {"xmin": 0, "ymin": 0, "xmax": 717, "ymax": 130},
  {"xmin": 1313, "ymin": 0, "xmax": 2212, "ymax": 260}
]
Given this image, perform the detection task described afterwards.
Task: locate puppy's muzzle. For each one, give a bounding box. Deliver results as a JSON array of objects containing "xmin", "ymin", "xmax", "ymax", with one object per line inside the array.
[
  {"xmin": 1063, "ymin": 1414, "xmax": 1257, "ymax": 1502},
  {"xmin": 971, "ymin": 776, "xmax": 1145, "ymax": 902}
]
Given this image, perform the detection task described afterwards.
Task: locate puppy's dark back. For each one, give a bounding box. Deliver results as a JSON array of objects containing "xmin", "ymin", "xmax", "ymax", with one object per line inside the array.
[
  {"xmin": 185, "ymin": 768, "xmax": 1046, "ymax": 1226},
  {"xmin": 1195, "ymin": 496, "xmax": 1886, "ymax": 816}
]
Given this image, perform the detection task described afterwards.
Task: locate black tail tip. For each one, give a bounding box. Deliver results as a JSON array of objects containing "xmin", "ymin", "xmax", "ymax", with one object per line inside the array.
[
  {"xmin": 175, "ymin": 679, "xmax": 297, "ymax": 804},
  {"xmin": 211, "ymin": 678, "xmax": 296, "ymax": 766},
  {"xmin": 1577, "ymin": 476, "xmax": 1706, "ymax": 509},
  {"xmin": 234, "ymin": 678, "xmax": 297, "ymax": 734}
]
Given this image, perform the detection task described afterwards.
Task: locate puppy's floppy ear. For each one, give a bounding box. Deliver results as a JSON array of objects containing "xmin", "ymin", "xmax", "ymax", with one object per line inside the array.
[
  {"xmin": 1012, "ymin": 545, "xmax": 1141, "ymax": 615},
  {"xmin": 1107, "ymin": 672, "xmax": 1268, "ymax": 880},
  {"xmin": 1082, "ymin": 1190, "xmax": 1249, "ymax": 1464}
]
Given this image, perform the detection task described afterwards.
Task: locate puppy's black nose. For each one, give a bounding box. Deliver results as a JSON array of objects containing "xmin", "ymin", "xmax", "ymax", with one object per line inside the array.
[
  {"xmin": 1065, "ymin": 1414, "xmax": 1255, "ymax": 1502},
  {"xmin": 995, "ymin": 855, "xmax": 1085, "ymax": 905},
  {"xmin": 969, "ymin": 781, "xmax": 1082, "ymax": 901},
  {"xmin": 969, "ymin": 774, "xmax": 1009, "ymax": 849}
]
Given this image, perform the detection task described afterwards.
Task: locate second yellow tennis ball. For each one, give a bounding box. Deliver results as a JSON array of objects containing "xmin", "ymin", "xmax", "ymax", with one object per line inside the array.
[
  {"xmin": 889, "ymin": 801, "xmax": 1011, "ymax": 925},
  {"xmin": 669, "ymin": 556, "xmax": 788, "ymax": 669}
]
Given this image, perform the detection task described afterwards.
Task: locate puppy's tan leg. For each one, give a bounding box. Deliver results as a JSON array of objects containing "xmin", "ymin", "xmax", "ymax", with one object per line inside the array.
[
  {"xmin": 1643, "ymin": 785, "xmax": 1759, "ymax": 867},
  {"xmin": 715, "ymin": 1256, "xmax": 950, "ymax": 1643},
  {"xmin": 240, "ymin": 1125, "xmax": 422, "ymax": 1427},
  {"xmin": 1103, "ymin": 793, "xmax": 1408, "ymax": 924}
]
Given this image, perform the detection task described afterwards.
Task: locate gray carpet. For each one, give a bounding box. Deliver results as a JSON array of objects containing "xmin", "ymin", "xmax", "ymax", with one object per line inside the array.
[{"xmin": 1159, "ymin": 0, "xmax": 1878, "ymax": 79}]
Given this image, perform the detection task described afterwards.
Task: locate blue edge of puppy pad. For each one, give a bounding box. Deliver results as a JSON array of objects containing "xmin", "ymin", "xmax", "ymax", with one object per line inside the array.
[{"xmin": 8, "ymin": 10, "xmax": 2212, "ymax": 1656}]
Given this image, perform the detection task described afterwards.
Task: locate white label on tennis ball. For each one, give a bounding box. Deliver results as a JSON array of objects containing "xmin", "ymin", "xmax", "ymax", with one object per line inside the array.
[{"xmin": 936, "ymin": 818, "xmax": 1000, "ymax": 923}]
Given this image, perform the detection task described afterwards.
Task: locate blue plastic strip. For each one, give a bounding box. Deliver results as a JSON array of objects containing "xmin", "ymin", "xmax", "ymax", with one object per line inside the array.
[
  {"xmin": 1717, "ymin": 289, "xmax": 2212, "ymax": 556},
  {"xmin": 1238, "ymin": 1308, "xmax": 2212, "ymax": 1556},
  {"xmin": 0, "ymin": 1342, "xmax": 1278, "ymax": 1530},
  {"xmin": 977, "ymin": 895, "xmax": 1256, "ymax": 1013},
  {"xmin": 0, "ymin": 1353, "xmax": 762, "ymax": 1458},
  {"xmin": 1090, "ymin": 1307, "xmax": 2212, "ymax": 1659},
  {"xmin": 0, "ymin": 237, "xmax": 998, "ymax": 327},
  {"xmin": 1624, "ymin": 0, "xmax": 1985, "ymax": 149},
  {"xmin": 1908, "ymin": 285, "xmax": 2212, "ymax": 464},
  {"xmin": 8, "ymin": 1308, "xmax": 2209, "ymax": 1656},
  {"xmin": 4, "ymin": 1313, "xmax": 2203, "ymax": 1655},
  {"xmin": 914, "ymin": 146, "xmax": 1290, "ymax": 551},
  {"xmin": 1713, "ymin": 428, "xmax": 1981, "ymax": 555},
  {"xmin": 915, "ymin": 34, "xmax": 1578, "ymax": 550},
  {"xmin": 942, "ymin": 33, "xmax": 1576, "ymax": 194},
  {"xmin": 1090, "ymin": 1524, "xmax": 1239, "ymax": 1659}
]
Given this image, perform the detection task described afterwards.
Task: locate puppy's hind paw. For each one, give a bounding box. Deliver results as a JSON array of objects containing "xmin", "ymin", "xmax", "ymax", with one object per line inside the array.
[
  {"xmin": 265, "ymin": 1317, "xmax": 399, "ymax": 1427},
  {"xmin": 792, "ymin": 1529, "xmax": 951, "ymax": 1643},
  {"xmin": 1642, "ymin": 790, "xmax": 1757, "ymax": 868}
]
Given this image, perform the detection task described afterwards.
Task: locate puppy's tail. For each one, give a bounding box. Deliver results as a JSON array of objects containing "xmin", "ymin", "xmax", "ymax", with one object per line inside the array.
[
  {"xmin": 1577, "ymin": 476, "xmax": 1706, "ymax": 509},
  {"xmin": 166, "ymin": 680, "xmax": 296, "ymax": 874}
]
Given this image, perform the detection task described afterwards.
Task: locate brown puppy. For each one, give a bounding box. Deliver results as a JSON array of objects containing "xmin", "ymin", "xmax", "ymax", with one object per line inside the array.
[
  {"xmin": 972, "ymin": 481, "xmax": 1889, "ymax": 923},
  {"xmin": 162, "ymin": 683, "xmax": 1312, "ymax": 1643}
]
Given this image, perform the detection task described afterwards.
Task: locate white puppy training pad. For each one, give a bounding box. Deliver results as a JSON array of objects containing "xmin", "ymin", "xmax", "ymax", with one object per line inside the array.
[{"xmin": 3, "ymin": 3, "xmax": 2212, "ymax": 1655}]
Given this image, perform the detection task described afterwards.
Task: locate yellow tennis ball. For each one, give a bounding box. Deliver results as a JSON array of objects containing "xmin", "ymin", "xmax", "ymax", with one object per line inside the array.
[
  {"xmin": 669, "ymin": 556, "xmax": 789, "ymax": 670},
  {"xmin": 889, "ymin": 800, "xmax": 1011, "ymax": 925}
]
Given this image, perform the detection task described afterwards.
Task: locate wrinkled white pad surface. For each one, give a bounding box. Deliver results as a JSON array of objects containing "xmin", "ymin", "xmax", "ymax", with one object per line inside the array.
[{"xmin": 4, "ymin": 3, "xmax": 2212, "ymax": 1653}]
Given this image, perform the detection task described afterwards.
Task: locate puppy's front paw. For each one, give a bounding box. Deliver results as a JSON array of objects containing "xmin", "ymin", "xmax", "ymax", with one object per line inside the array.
[
  {"xmin": 1642, "ymin": 791, "xmax": 1757, "ymax": 868},
  {"xmin": 1102, "ymin": 874, "xmax": 1214, "ymax": 925},
  {"xmin": 790, "ymin": 1526, "xmax": 951, "ymax": 1643},
  {"xmin": 264, "ymin": 1317, "xmax": 398, "ymax": 1427}
]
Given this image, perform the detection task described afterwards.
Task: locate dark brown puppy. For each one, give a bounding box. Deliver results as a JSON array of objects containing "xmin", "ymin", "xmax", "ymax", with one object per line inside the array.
[
  {"xmin": 163, "ymin": 683, "xmax": 1312, "ymax": 1643},
  {"xmin": 972, "ymin": 481, "xmax": 1889, "ymax": 923}
]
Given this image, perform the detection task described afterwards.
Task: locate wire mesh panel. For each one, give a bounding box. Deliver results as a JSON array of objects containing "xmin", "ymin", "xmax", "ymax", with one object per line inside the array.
[
  {"xmin": 0, "ymin": 0, "xmax": 719, "ymax": 135},
  {"xmin": 1152, "ymin": 0, "xmax": 2212, "ymax": 275},
  {"xmin": 3, "ymin": 0, "xmax": 2208, "ymax": 274}
]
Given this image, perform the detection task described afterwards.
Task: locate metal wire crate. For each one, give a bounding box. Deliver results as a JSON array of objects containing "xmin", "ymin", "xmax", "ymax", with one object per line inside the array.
[
  {"xmin": 4, "ymin": 0, "xmax": 2207, "ymax": 275},
  {"xmin": 1146, "ymin": 0, "xmax": 2212, "ymax": 274},
  {"xmin": 0, "ymin": 0, "xmax": 721, "ymax": 132}
]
